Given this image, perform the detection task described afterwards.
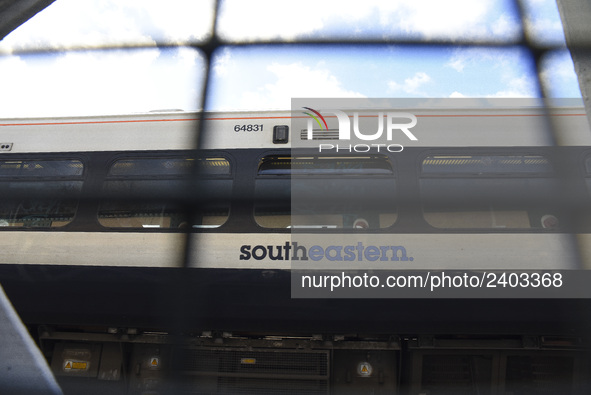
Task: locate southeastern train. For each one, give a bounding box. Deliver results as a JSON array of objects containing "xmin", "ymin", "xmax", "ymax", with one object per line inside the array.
[{"xmin": 1, "ymin": 105, "xmax": 590, "ymax": 394}]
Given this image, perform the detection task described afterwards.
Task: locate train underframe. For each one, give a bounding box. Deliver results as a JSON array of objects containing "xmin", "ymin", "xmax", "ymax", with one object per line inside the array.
[{"xmin": 1, "ymin": 265, "xmax": 590, "ymax": 394}]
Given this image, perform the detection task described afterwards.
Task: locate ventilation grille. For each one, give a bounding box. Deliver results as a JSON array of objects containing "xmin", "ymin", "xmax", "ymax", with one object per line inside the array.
[
  {"xmin": 299, "ymin": 129, "xmax": 340, "ymax": 140},
  {"xmin": 418, "ymin": 353, "xmax": 577, "ymax": 395},
  {"xmin": 173, "ymin": 348, "xmax": 329, "ymax": 395},
  {"xmin": 505, "ymin": 355, "xmax": 575, "ymax": 394},
  {"xmin": 420, "ymin": 354, "xmax": 492, "ymax": 395}
]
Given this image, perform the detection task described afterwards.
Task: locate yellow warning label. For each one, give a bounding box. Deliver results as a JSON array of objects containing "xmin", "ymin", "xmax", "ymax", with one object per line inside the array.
[
  {"xmin": 240, "ymin": 358, "xmax": 256, "ymax": 365},
  {"xmin": 72, "ymin": 362, "xmax": 87, "ymax": 370},
  {"xmin": 361, "ymin": 365, "xmax": 368, "ymax": 373},
  {"xmin": 149, "ymin": 357, "xmax": 160, "ymax": 368},
  {"xmin": 64, "ymin": 360, "xmax": 88, "ymax": 371}
]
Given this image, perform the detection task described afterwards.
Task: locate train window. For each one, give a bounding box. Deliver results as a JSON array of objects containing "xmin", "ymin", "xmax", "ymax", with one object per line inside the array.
[
  {"xmin": 258, "ymin": 156, "xmax": 395, "ymax": 176},
  {"xmin": 108, "ymin": 157, "xmax": 231, "ymax": 177},
  {"xmin": 420, "ymin": 154, "xmax": 560, "ymax": 229},
  {"xmin": 421, "ymin": 155, "xmax": 554, "ymax": 175},
  {"xmin": 423, "ymin": 208, "xmax": 535, "ymax": 229},
  {"xmin": 0, "ymin": 159, "xmax": 84, "ymax": 228},
  {"xmin": 254, "ymin": 155, "xmax": 397, "ymax": 229},
  {"xmin": 0, "ymin": 159, "xmax": 84, "ymax": 177},
  {"xmin": 98, "ymin": 157, "xmax": 231, "ymax": 229}
]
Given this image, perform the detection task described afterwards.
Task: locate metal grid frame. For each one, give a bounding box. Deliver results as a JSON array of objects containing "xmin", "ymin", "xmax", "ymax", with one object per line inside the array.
[{"xmin": 1, "ymin": 1, "xmax": 591, "ymax": 394}]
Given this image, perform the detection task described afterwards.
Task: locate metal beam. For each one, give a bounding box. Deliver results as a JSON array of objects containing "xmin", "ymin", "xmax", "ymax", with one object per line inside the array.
[
  {"xmin": 0, "ymin": 0, "xmax": 55, "ymax": 41},
  {"xmin": 557, "ymin": 0, "xmax": 591, "ymax": 124}
]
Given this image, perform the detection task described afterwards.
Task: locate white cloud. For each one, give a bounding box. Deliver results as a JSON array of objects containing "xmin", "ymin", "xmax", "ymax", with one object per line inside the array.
[
  {"xmin": 447, "ymin": 57, "xmax": 466, "ymax": 73},
  {"xmin": 487, "ymin": 75, "xmax": 538, "ymax": 98},
  {"xmin": 524, "ymin": 16, "xmax": 565, "ymax": 45},
  {"xmin": 521, "ymin": 0, "xmax": 565, "ymax": 45},
  {"xmin": 222, "ymin": 62, "xmax": 364, "ymax": 110},
  {"xmin": 445, "ymin": 48, "xmax": 509, "ymax": 73},
  {"xmin": 539, "ymin": 51, "xmax": 581, "ymax": 97},
  {"xmin": 395, "ymin": 1, "xmax": 489, "ymax": 39},
  {"xmin": 218, "ymin": 0, "xmax": 517, "ymax": 42},
  {"xmin": 447, "ymin": 76, "xmax": 537, "ymax": 98},
  {"xmin": 218, "ymin": 0, "xmax": 327, "ymax": 41},
  {"xmin": 1, "ymin": 0, "xmax": 573, "ymax": 117},
  {"xmin": 406, "ymin": 72, "xmax": 432, "ymax": 91},
  {"xmin": 0, "ymin": 0, "xmax": 213, "ymax": 52},
  {"xmin": 0, "ymin": 56, "xmax": 30, "ymax": 111},
  {"xmin": 444, "ymin": 47, "xmax": 540, "ymax": 98},
  {"xmin": 141, "ymin": 0, "xmax": 214, "ymax": 43},
  {"xmin": 0, "ymin": 48, "xmax": 204, "ymax": 117},
  {"xmin": 540, "ymin": 53, "xmax": 574, "ymax": 84},
  {"xmin": 388, "ymin": 72, "xmax": 432, "ymax": 95},
  {"xmin": 449, "ymin": 91, "xmax": 467, "ymax": 98},
  {"xmin": 212, "ymin": 48, "xmax": 233, "ymax": 77},
  {"xmin": 491, "ymin": 13, "xmax": 521, "ymax": 38}
]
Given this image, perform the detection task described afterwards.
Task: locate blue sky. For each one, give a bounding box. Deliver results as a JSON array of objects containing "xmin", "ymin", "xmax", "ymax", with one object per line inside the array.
[{"xmin": 0, "ymin": 0, "xmax": 582, "ymax": 117}]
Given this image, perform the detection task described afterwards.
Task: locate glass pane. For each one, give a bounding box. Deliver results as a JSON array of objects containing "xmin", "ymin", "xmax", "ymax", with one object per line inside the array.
[
  {"xmin": 109, "ymin": 158, "xmax": 193, "ymax": 177},
  {"xmin": 0, "ymin": 159, "xmax": 84, "ymax": 178},
  {"xmin": 255, "ymin": 156, "xmax": 396, "ymax": 229},
  {"xmin": 108, "ymin": 157, "xmax": 230, "ymax": 177},
  {"xmin": 99, "ymin": 157, "xmax": 231, "ymax": 229},
  {"xmin": 420, "ymin": 153, "xmax": 560, "ymax": 229},
  {"xmin": 0, "ymin": 159, "xmax": 84, "ymax": 228},
  {"xmin": 0, "ymin": 195, "xmax": 81, "ymax": 228},
  {"xmin": 258, "ymin": 156, "xmax": 394, "ymax": 176},
  {"xmin": 423, "ymin": 207, "xmax": 560, "ymax": 229}
]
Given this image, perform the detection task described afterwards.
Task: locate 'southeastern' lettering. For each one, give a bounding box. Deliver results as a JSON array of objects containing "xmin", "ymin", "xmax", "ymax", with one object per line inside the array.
[{"xmin": 239, "ymin": 242, "xmax": 413, "ymax": 262}]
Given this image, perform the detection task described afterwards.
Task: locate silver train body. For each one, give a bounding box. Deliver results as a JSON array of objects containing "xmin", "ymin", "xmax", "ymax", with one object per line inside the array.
[
  {"xmin": 1, "ymin": 106, "xmax": 591, "ymax": 394},
  {"xmin": 1, "ymin": 106, "xmax": 591, "ymax": 270}
]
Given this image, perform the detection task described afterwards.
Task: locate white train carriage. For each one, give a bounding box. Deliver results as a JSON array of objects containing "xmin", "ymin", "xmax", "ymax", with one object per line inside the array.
[
  {"xmin": 0, "ymin": 106, "xmax": 590, "ymax": 394},
  {"xmin": 1, "ymin": 106, "xmax": 590, "ymax": 271}
]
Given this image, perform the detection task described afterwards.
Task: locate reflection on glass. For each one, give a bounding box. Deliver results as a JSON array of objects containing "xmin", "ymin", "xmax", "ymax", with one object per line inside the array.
[
  {"xmin": 0, "ymin": 159, "xmax": 84, "ymax": 228},
  {"xmin": 420, "ymin": 154, "xmax": 560, "ymax": 230},
  {"xmin": 255, "ymin": 155, "xmax": 397, "ymax": 229},
  {"xmin": 98, "ymin": 157, "xmax": 231, "ymax": 229}
]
